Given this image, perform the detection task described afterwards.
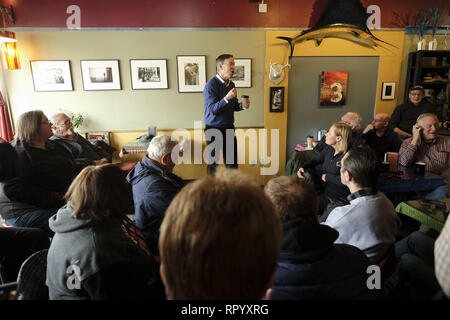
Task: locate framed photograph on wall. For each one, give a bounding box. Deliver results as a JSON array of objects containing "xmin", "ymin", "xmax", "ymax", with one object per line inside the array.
[
  {"xmin": 176, "ymin": 55, "xmax": 206, "ymax": 93},
  {"xmin": 30, "ymin": 60, "xmax": 73, "ymax": 92},
  {"xmin": 85, "ymin": 132, "xmax": 110, "ymax": 145},
  {"xmin": 80, "ymin": 60, "xmax": 121, "ymax": 91},
  {"xmin": 381, "ymin": 82, "xmax": 396, "ymax": 100},
  {"xmin": 269, "ymin": 87, "xmax": 284, "ymax": 112},
  {"xmin": 231, "ymin": 58, "xmax": 251, "ymax": 88},
  {"xmin": 130, "ymin": 59, "xmax": 168, "ymax": 90}
]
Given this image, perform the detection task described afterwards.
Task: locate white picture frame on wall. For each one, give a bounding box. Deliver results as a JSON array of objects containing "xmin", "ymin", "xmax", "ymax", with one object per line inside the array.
[
  {"xmin": 30, "ymin": 60, "xmax": 73, "ymax": 92},
  {"xmin": 381, "ymin": 82, "xmax": 396, "ymax": 100},
  {"xmin": 130, "ymin": 59, "xmax": 168, "ymax": 90},
  {"xmin": 80, "ymin": 60, "xmax": 121, "ymax": 91},
  {"xmin": 231, "ymin": 58, "xmax": 252, "ymax": 88},
  {"xmin": 176, "ymin": 55, "xmax": 206, "ymax": 93}
]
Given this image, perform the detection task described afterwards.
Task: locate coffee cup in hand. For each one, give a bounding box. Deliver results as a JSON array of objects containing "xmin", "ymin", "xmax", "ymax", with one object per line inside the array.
[{"xmin": 241, "ymin": 95, "xmax": 250, "ymax": 109}]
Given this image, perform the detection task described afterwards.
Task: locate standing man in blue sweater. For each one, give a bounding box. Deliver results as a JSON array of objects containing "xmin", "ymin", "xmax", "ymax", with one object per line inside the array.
[{"xmin": 203, "ymin": 54, "xmax": 250, "ymax": 175}]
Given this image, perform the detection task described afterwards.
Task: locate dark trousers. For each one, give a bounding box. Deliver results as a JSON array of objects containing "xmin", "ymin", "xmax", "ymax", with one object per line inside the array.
[
  {"xmin": 395, "ymin": 231, "xmax": 441, "ymax": 298},
  {"xmin": 205, "ymin": 125, "xmax": 238, "ymax": 175}
]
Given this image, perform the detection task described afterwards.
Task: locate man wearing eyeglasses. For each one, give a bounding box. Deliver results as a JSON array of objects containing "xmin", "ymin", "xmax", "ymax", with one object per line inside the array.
[
  {"xmin": 389, "ymin": 86, "xmax": 435, "ymax": 139},
  {"xmin": 50, "ymin": 112, "xmax": 110, "ymax": 167},
  {"xmin": 324, "ymin": 148, "xmax": 400, "ymax": 264}
]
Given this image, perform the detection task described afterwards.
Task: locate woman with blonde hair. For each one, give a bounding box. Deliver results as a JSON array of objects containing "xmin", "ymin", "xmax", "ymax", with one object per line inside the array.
[
  {"xmin": 46, "ymin": 164, "xmax": 165, "ymax": 300},
  {"xmin": 298, "ymin": 122, "xmax": 352, "ymax": 217}
]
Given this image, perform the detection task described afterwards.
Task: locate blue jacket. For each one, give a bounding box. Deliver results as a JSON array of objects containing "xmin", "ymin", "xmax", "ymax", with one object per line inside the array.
[
  {"xmin": 272, "ymin": 219, "xmax": 380, "ymax": 300},
  {"xmin": 126, "ymin": 156, "xmax": 184, "ymax": 255},
  {"xmin": 203, "ymin": 75, "xmax": 242, "ymax": 128}
]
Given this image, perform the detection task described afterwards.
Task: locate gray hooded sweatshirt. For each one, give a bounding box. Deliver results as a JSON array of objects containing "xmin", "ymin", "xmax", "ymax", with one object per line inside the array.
[{"xmin": 46, "ymin": 204, "xmax": 164, "ymax": 300}]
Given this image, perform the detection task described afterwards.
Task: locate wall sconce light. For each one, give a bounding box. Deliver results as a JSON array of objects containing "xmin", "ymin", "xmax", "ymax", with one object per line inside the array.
[
  {"xmin": 1, "ymin": 42, "xmax": 20, "ymax": 69},
  {"xmin": 0, "ymin": 5, "xmax": 19, "ymax": 69}
]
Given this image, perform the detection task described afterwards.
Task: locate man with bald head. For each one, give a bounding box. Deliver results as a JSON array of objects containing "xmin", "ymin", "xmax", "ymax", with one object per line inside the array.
[
  {"xmin": 363, "ymin": 113, "xmax": 402, "ymax": 160},
  {"xmin": 50, "ymin": 112, "xmax": 110, "ymax": 167}
]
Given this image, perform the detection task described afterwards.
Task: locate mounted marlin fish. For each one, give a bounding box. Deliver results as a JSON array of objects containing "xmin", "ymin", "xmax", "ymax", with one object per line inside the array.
[{"xmin": 278, "ymin": 0, "xmax": 395, "ymax": 56}]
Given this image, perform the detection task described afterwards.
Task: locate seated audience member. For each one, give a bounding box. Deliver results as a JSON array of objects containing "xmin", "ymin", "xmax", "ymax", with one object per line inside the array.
[
  {"xmin": 126, "ymin": 135, "xmax": 184, "ymax": 256},
  {"xmin": 265, "ymin": 176, "xmax": 377, "ymax": 300},
  {"xmin": 395, "ymin": 231, "xmax": 442, "ymax": 299},
  {"xmin": 324, "ymin": 148, "xmax": 400, "ymax": 264},
  {"xmin": 390, "ymin": 85, "xmax": 435, "ymax": 139},
  {"xmin": 0, "ymin": 227, "xmax": 50, "ymax": 283},
  {"xmin": 298, "ymin": 122, "xmax": 352, "ymax": 214},
  {"xmin": 159, "ymin": 169, "xmax": 282, "ymax": 300},
  {"xmin": 398, "ymin": 113, "xmax": 450, "ymax": 199},
  {"xmin": 50, "ymin": 112, "xmax": 111, "ymax": 166},
  {"xmin": 46, "ymin": 164, "xmax": 164, "ymax": 300},
  {"xmin": 363, "ymin": 113, "xmax": 402, "ymax": 160},
  {"xmin": 6, "ymin": 111, "xmax": 79, "ymax": 230},
  {"xmin": 0, "ymin": 142, "xmax": 56, "ymax": 235},
  {"xmin": 314, "ymin": 112, "xmax": 366, "ymax": 153},
  {"xmin": 435, "ymin": 217, "xmax": 450, "ymax": 298}
]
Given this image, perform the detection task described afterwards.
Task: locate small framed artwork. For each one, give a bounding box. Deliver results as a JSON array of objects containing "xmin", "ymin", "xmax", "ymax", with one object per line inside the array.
[
  {"xmin": 85, "ymin": 132, "xmax": 110, "ymax": 145},
  {"xmin": 269, "ymin": 87, "xmax": 284, "ymax": 112},
  {"xmin": 80, "ymin": 60, "xmax": 121, "ymax": 91},
  {"xmin": 381, "ymin": 82, "xmax": 396, "ymax": 100},
  {"xmin": 176, "ymin": 55, "xmax": 206, "ymax": 93},
  {"xmin": 30, "ymin": 60, "xmax": 73, "ymax": 92},
  {"xmin": 231, "ymin": 58, "xmax": 252, "ymax": 88},
  {"xmin": 130, "ymin": 59, "xmax": 168, "ymax": 90}
]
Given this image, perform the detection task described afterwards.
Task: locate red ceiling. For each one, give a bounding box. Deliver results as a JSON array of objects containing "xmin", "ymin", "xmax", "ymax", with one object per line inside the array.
[{"xmin": 1, "ymin": 0, "xmax": 449, "ymax": 29}]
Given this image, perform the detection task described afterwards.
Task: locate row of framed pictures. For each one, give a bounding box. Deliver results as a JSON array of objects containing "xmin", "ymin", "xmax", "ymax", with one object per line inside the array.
[{"xmin": 30, "ymin": 56, "xmax": 252, "ymax": 92}]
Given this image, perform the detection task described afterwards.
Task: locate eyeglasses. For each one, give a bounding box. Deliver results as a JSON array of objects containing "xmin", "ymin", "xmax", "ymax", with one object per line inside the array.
[{"xmin": 54, "ymin": 119, "xmax": 71, "ymax": 126}]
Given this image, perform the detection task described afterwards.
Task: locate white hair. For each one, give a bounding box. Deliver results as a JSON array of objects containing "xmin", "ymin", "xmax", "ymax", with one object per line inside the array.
[
  {"xmin": 345, "ymin": 112, "xmax": 362, "ymax": 130},
  {"xmin": 147, "ymin": 135, "xmax": 178, "ymax": 161},
  {"xmin": 417, "ymin": 113, "xmax": 438, "ymax": 125}
]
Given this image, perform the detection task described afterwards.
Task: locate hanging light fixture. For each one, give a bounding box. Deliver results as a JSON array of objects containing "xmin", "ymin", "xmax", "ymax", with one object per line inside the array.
[{"xmin": 0, "ymin": 5, "xmax": 19, "ymax": 70}]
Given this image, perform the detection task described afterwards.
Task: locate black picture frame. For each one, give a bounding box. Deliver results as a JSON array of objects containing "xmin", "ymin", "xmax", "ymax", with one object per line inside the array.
[
  {"xmin": 176, "ymin": 55, "xmax": 206, "ymax": 93},
  {"xmin": 381, "ymin": 82, "xmax": 396, "ymax": 100},
  {"xmin": 269, "ymin": 87, "xmax": 284, "ymax": 112},
  {"xmin": 80, "ymin": 59, "xmax": 121, "ymax": 91},
  {"xmin": 30, "ymin": 60, "xmax": 73, "ymax": 92}
]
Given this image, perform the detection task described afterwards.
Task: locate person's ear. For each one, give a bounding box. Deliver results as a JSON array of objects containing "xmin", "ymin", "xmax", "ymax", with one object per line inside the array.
[
  {"xmin": 160, "ymin": 153, "xmax": 171, "ymax": 166},
  {"xmin": 344, "ymin": 169, "xmax": 352, "ymax": 182},
  {"xmin": 336, "ymin": 135, "xmax": 342, "ymax": 143},
  {"xmin": 159, "ymin": 264, "xmax": 166, "ymax": 286}
]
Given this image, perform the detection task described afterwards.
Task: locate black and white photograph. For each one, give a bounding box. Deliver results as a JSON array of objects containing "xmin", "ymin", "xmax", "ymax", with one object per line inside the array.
[
  {"xmin": 269, "ymin": 86, "xmax": 284, "ymax": 112},
  {"xmin": 80, "ymin": 60, "xmax": 121, "ymax": 91},
  {"xmin": 381, "ymin": 82, "xmax": 396, "ymax": 100},
  {"xmin": 176, "ymin": 55, "xmax": 206, "ymax": 92},
  {"xmin": 184, "ymin": 63, "xmax": 199, "ymax": 85},
  {"xmin": 89, "ymin": 67, "xmax": 113, "ymax": 83},
  {"xmin": 30, "ymin": 60, "xmax": 73, "ymax": 91},
  {"xmin": 130, "ymin": 59, "xmax": 168, "ymax": 89},
  {"xmin": 231, "ymin": 58, "xmax": 251, "ymax": 88}
]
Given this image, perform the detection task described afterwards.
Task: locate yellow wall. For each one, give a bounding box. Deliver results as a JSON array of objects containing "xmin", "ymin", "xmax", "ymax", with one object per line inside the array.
[{"xmin": 264, "ymin": 30, "xmax": 405, "ymax": 177}]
